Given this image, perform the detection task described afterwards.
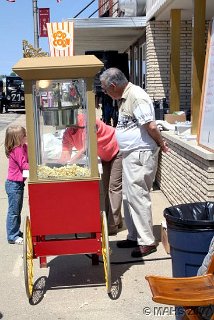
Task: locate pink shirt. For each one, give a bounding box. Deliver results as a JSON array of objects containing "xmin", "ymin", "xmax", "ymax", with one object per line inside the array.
[
  {"xmin": 7, "ymin": 144, "xmax": 29, "ymax": 182},
  {"xmin": 63, "ymin": 119, "xmax": 119, "ymax": 162}
]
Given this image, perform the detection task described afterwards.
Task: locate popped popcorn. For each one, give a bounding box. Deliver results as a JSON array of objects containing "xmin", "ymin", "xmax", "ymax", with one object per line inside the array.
[{"xmin": 37, "ymin": 164, "xmax": 90, "ymax": 179}]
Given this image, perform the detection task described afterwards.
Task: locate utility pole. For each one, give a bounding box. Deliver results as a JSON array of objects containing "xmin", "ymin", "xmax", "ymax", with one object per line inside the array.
[{"xmin": 33, "ymin": 0, "xmax": 39, "ymax": 48}]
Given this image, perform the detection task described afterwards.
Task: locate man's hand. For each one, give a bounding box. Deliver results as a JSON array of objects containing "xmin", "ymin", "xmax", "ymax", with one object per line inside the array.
[
  {"xmin": 145, "ymin": 121, "xmax": 170, "ymax": 153},
  {"xmin": 69, "ymin": 149, "xmax": 85, "ymax": 164},
  {"xmin": 159, "ymin": 140, "xmax": 170, "ymax": 153},
  {"xmin": 59, "ymin": 150, "xmax": 71, "ymax": 164}
]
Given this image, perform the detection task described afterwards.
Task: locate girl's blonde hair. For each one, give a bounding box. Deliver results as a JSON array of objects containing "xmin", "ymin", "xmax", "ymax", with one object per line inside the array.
[{"xmin": 5, "ymin": 125, "xmax": 26, "ymax": 158}]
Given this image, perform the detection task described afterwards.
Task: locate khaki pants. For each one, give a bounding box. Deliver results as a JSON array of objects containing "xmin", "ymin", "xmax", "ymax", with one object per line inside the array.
[
  {"xmin": 122, "ymin": 149, "xmax": 159, "ymax": 246},
  {"xmin": 102, "ymin": 152, "xmax": 122, "ymax": 228}
]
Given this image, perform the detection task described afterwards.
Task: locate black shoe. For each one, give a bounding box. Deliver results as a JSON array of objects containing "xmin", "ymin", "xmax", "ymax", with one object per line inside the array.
[
  {"xmin": 131, "ymin": 245, "xmax": 157, "ymax": 258},
  {"xmin": 117, "ymin": 239, "xmax": 138, "ymax": 248}
]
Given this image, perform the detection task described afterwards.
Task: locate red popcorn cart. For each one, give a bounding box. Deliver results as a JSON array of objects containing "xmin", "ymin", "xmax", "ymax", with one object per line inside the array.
[{"xmin": 13, "ymin": 55, "xmax": 111, "ymax": 300}]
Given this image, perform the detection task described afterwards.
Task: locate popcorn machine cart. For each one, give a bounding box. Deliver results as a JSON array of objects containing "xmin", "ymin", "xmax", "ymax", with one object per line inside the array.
[{"xmin": 13, "ymin": 55, "xmax": 111, "ymax": 300}]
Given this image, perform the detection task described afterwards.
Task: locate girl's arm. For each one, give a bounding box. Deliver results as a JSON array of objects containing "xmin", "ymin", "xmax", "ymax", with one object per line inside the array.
[{"xmin": 14, "ymin": 145, "xmax": 29, "ymax": 170}]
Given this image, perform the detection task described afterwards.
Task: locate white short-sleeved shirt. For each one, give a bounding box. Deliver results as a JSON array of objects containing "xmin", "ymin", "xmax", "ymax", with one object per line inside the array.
[{"xmin": 115, "ymin": 82, "xmax": 158, "ymax": 152}]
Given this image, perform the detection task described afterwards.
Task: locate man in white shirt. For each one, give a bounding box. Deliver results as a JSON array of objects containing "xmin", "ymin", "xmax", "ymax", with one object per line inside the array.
[{"xmin": 100, "ymin": 68, "xmax": 169, "ymax": 257}]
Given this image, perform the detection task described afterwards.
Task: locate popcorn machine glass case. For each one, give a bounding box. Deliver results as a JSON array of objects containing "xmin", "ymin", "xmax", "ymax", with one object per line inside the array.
[{"xmin": 33, "ymin": 78, "xmax": 91, "ymax": 180}]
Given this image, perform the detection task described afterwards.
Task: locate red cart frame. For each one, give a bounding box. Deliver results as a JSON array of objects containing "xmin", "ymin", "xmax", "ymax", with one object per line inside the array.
[{"xmin": 24, "ymin": 180, "xmax": 111, "ymax": 300}]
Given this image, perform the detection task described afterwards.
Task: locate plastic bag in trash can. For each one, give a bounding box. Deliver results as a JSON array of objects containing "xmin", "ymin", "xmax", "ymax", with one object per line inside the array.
[{"xmin": 164, "ymin": 202, "xmax": 214, "ymax": 230}]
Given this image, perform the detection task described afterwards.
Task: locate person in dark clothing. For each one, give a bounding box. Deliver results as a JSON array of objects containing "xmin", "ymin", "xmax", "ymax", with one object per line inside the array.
[{"xmin": 102, "ymin": 94, "xmax": 114, "ymax": 126}]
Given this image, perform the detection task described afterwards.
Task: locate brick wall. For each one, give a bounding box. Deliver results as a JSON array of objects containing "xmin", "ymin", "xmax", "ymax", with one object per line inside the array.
[
  {"xmin": 156, "ymin": 136, "xmax": 214, "ymax": 205},
  {"xmin": 146, "ymin": 20, "xmax": 209, "ymax": 112},
  {"xmin": 146, "ymin": 21, "xmax": 170, "ymax": 103},
  {"xmin": 146, "ymin": 20, "xmax": 192, "ymax": 111}
]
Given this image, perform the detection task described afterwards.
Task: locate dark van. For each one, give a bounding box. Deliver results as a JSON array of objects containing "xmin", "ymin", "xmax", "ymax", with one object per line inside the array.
[{"xmin": 0, "ymin": 76, "xmax": 25, "ymax": 113}]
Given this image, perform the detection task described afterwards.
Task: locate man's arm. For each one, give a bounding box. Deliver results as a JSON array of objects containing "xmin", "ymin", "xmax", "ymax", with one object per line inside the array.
[
  {"xmin": 69, "ymin": 148, "xmax": 85, "ymax": 164},
  {"xmin": 144, "ymin": 121, "xmax": 169, "ymax": 153}
]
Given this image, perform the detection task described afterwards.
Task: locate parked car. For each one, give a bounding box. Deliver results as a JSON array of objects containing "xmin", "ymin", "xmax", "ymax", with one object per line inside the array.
[
  {"xmin": 0, "ymin": 76, "xmax": 25, "ymax": 113},
  {"xmin": 0, "ymin": 79, "xmax": 3, "ymax": 113}
]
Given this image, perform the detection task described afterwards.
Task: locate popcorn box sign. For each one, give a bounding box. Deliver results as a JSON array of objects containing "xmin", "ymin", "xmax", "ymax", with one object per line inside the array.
[{"xmin": 47, "ymin": 21, "xmax": 74, "ymax": 56}]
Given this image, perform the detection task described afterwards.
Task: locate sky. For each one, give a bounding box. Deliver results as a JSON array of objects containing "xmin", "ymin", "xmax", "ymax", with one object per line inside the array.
[{"xmin": 0, "ymin": 0, "xmax": 98, "ymax": 75}]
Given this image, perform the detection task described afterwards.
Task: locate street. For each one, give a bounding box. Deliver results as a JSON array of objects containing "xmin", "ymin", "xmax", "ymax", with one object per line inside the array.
[
  {"xmin": 0, "ymin": 112, "xmax": 173, "ymax": 320},
  {"xmin": 0, "ymin": 112, "xmax": 22, "ymax": 132}
]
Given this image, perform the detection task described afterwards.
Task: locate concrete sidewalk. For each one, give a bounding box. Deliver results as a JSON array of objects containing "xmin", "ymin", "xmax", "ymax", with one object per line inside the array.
[{"xmin": 0, "ymin": 114, "xmax": 174, "ymax": 320}]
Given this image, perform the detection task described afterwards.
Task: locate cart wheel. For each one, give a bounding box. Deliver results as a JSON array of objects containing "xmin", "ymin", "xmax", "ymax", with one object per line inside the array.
[
  {"xmin": 23, "ymin": 216, "xmax": 34, "ymax": 300},
  {"xmin": 101, "ymin": 211, "xmax": 111, "ymax": 294}
]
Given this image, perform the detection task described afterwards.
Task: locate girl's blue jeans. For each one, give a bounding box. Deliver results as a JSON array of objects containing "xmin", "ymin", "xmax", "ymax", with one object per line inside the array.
[{"xmin": 5, "ymin": 180, "xmax": 24, "ymax": 242}]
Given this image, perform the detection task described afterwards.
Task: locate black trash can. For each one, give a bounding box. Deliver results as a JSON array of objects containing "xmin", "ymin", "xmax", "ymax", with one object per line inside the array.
[{"xmin": 164, "ymin": 202, "xmax": 214, "ymax": 278}]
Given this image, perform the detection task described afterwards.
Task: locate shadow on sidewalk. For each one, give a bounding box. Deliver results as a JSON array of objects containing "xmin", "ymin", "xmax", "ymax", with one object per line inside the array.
[{"xmin": 28, "ymin": 239, "xmax": 170, "ymax": 305}]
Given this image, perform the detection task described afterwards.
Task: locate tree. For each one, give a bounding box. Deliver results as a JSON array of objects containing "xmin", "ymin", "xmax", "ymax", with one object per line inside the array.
[{"xmin": 22, "ymin": 40, "xmax": 49, "ymax": 58}]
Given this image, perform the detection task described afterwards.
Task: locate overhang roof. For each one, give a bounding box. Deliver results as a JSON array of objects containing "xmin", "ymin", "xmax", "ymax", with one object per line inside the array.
[
  {"xmin": 67, "ymin": 17, "xmax": 146, "ymax": 55},
  {"xmin": 147, "ymin": 0, "xmax": 214, "ymax": 21}
]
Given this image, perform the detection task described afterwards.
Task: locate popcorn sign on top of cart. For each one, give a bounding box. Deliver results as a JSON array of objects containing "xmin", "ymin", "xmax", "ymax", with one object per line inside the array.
[{"xmin": 47, "ymin": 21, "xmax": 74, "ymax": 56}]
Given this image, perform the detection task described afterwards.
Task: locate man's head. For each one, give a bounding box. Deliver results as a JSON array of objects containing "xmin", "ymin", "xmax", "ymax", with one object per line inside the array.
[{"xmin": 100, "ymin": 68, "xmax": 128, "ymax": 100}]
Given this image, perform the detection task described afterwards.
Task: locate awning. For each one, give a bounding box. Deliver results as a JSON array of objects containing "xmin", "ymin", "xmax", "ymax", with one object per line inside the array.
[
  {"xmin": 67, "ymin": 17, "xmax": 146, "ymax": 55},
  {"xmin": 146, "ymin": 0, "xmax": 214, "ymax": 21}
]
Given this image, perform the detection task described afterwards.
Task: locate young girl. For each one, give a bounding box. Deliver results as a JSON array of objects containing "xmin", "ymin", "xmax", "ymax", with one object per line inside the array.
[{"xmin": 5, "ymin": 125, "xmax": 29, "ymax": 245}]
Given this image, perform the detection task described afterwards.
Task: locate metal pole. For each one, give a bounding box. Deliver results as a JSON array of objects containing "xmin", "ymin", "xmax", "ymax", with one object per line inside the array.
[{"xmin": 33, "ymin": 0, "xmax": 39, "ymax": 48}]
